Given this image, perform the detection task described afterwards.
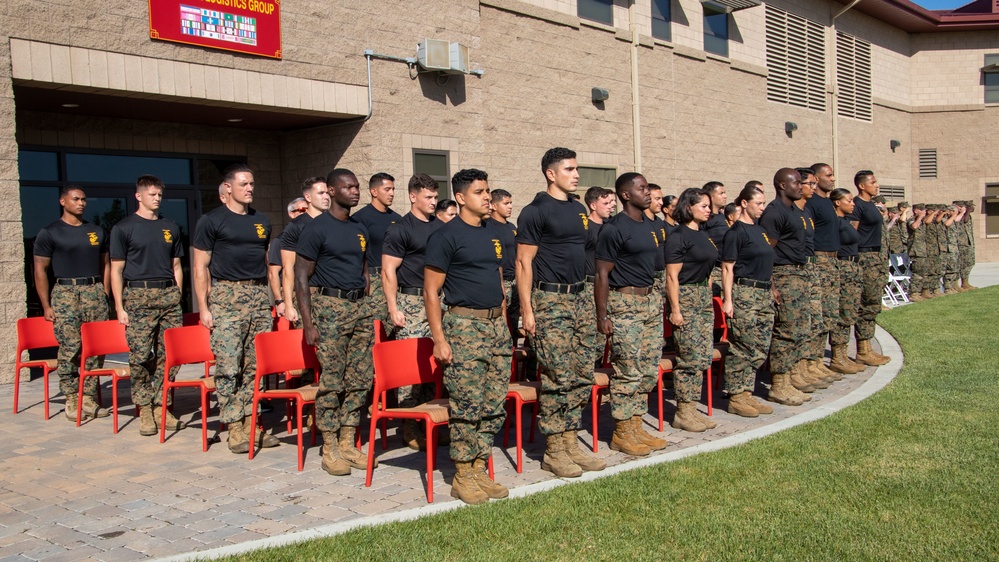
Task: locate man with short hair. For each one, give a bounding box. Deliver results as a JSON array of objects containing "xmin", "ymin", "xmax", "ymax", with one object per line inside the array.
[
  {"xmin": 848, "ymin": 170, "xmax": 891, "ymax": 365},
  {"xmin": 941, "ymin": 204, "xmax": 965, "ymax": 294},
  {"xmin": 110, "ymin": 175, "xmax": 186, "ymax": 436},
  {"xmin": 486, "ymin": 189, "xmax": 519, "ymax": 328},
  {"xmin": 701, "ymin": 181, "xmax": 728, "ymax": 296},
  {"xmin": 584, "ymin": 186, "xmax": 615, "ymax": 368},
  {"xmin": 296, "ymin": 168, "xmax": 376, "ymax": 476},
  {"xmin": 192, "ymin": 163, "xmax": 279, "ymax": 453},
  {"xmin": 268, "ymin": 197, "xmax": 308, "ymax": 317},
  {"xmin": 517, "ymin": 148, "xmax": 605, "ymax": 479},
  {"xmin": 278, "ymin": 179, "xmax": 330, "ymax": 323},
  {"xmin": 957, "ymin": 200, "xmax": 977, "ymax": 290},
  {"xmin": 425, "ymin": 168, "xmax": 512, "ymax": 504},
  {"xmin": 646, "ymin": 184, "xmax": 668, "ymax": 298},
  {"xmin": 33, "ymin": 185, "xmax": 111, "ymax": 421},
  {"xmin": 906, "ymin": 203, "xmax": 930, "ymax": 301},
  {"xmin": 353, "ymin": 172, "xmax": 401, "ymax": 324}
]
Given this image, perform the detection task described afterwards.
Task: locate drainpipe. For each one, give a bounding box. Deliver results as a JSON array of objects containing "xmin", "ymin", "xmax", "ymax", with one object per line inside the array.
[
  {"xmin": 630, "ymin": 1, "xmax": 642, "ymax": 173},
  {"xmin": 830, "ymin": 0, "xmax": 862, "ymax": 176}
]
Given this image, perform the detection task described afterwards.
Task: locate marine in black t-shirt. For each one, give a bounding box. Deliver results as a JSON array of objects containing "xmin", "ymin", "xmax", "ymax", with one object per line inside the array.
[
  {"xmin": 596, "ymin": 213, "xmax": 659, "ymax": 288},
  {"xmin": 485, "ymin": 218, "xmax": 517, "ymax": 282},
  {"xmin": 758, "ymin": 199, "xmax": 807, "ymax": 266},
  {"xmin": 801, "ymin": 204, "xmax": 816, "ymax": 257},
  {"xmin": 516, "ymin": 192, "xmax": 589, "ymax": 284},
  {"xmin": 700, "ymin": 212, "xmax": 729, "ymax": 249},
  {"xmin": 665, "ymin": 224, "xmax": 720, "ymax": 285},
  {"xmin": 383, "ymin": 212, "xmax": 444, "ymax": 288},
  {"xmin": 280, "ymin": 212, "xmax": 314, "ymax": 253},
  {"xmin": 721, "ymin": 221, "xmax": 773, "ymax": 282},
  {"xmin": 110, "ymin": 214, "xmax": 184, "ymax": 281},
  {"xmin": 425, "ymin": 217, "xmax": 504, "ymax": 309},
  {"xmin": 192, "ymin": 205, "xmax": 271, "ymax": 281},
  {"xmin": 34, "ymin": 220, "xmax": 108, "ymax": 279},
  {"xmin": 585, "ymin": 220, "xmax": 603, "ymax": 278},
  {"xmin": 838, "ymin": 217, "xmax": 861, "ymax": 258},
  {"xmin": 805, "ymin": 195, "xmax": 840, "ymax": 252},
  {"xmin": 352, "ymin": 204, "xmax": 401, "ymax": 269},
  {"xmin": 267, "ymin": 239, "xmax": 282, "ymax": 267},
  {"xmin": 848, "ymin": 197, "xmax": 882, "ymax": 249},
  {"xmin": 296, "ymin": 212, "xmax": 369, "ymax": 291}
]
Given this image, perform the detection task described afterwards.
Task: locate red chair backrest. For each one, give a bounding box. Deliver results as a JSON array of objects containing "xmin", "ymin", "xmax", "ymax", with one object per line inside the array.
[
  {"xmin": 712, "ymin": 297, "xmax": 728, "ymax": 342},
  {"xmin": 80, "ymin": 321, "xmax": 129, "ymax": 368},
  {"xmin": 371, "ymin": 338, "xmax": 442, "ymax": 398},
  {"xmin": 182, "ymin": 312, "xmax": 201, "ymax": 327},
  {"xmin": 254, "ymin": 329, "xmax": 321, "ymax": 384},
  {"xmin": 17, "ymin": 317, "xmax": 58, "ymax": 354},
  {"xmin": 164, "ymin": 325, "xmax": 214, "ymax": 372},
  {"xmin": 374, "ymin": 319, "xmax": 388, "ymax": 344}
]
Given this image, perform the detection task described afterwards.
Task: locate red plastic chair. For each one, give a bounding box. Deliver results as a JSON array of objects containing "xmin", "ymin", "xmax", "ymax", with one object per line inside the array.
[
  {"xmin": 589, "ymin": 336, "xmax": 613, "ymax": 452},
  {"xmin": 654, "ymin": 316, "xmax": 678, "ymax": 431},
  {"xmin": 249, "ymin": 329, "xmax": 320, "ymax": 470},
  {"xmin": 181, "ymin": 312, "xmax": 201, "ymax": 327},
  {"xmin": 13, "ymin": 317, "xmax": 59, "ymax": 418},
  {"xmin": 78, "ymin": 321, "xmax": 131, "ymax": 432},
  {"xmin": 369, "ymin": 337, "xmax": 471, "ymax": 503},
  {"xmin": 161, "ymin": 325, "xmax": 217, "ymax": 451},
  {"xmin": 503, "ymin": 347, "xmax": 540, "ymax": 473}
]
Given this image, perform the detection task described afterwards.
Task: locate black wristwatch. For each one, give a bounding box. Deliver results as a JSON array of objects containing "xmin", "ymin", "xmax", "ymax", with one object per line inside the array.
[{"xmin": 274, "ymin": 299, "xmax": 285, "ymax": 305}]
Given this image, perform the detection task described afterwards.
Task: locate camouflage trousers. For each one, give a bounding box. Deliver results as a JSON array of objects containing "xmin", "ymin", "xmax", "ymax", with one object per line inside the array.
[
  {"xmin": 808, "ymin": 256, "xmax": 840, "ymax": 361},
  {"xmin": 724, "ymin": 284, "xmax": 774, "ymax": 394},
  {"xmin": 313, "ymin": 294, "xmax": 374, "ymax": 433},
  {"xmin": 942, "ymin": 251, "xmax": 959, "ymax": 287},
  {"xmin": 503, "ymin": 279, "xmax": 520, "ymax": 328},
  {"xmin": 926, "ymin": 254, "xmax": 943, "ymax": 292},
  {"xmin": 768, "ymin": 266, "xmax": 810, "ymax": 375},
  {"xmin": 123, "ymin": 286, "xmax": 182, "ymax": 407},
  {"xmin": 803, "ymin": 261, "xmax": 823, "ymax": 364},
  {"xmin": 209, "ymin": 282, "xmax": 272, "ymax": 424},
  {"xmin": 709, "ymin": 265, "xmax": 722, "ymax": 298},
  {"xmin": 855, "ymin": 252, "xmax": 884, "ymax": 341},
  {"xmin": 583, "ymin": 281, "xmax": 608, "ymax": 367},
  {"xmin": 443, "ymin": 311, "xmax": 512, "ymax": 462},
  {"xmin": 908, "ymin": 256, "xmax": 929, "ymax": 294},
  {"xmin": 653, "ymin": 270, "xmax": 665, "ymax": 299},
  {"xmin": 671, "ymin": 285, "xmax": 712, "ymax": 403},
  {"xmin": 391, "ymin": 292, "xmax": 434, "ymax": 408},
  {"xmin": 606, "ymin": 290, "xmax": 662, "ymax": 419},
  {"xmin": 530, "ymin": 289, "xmax": 597, "ymax": 435},
  {"xmin": 51, "ymin": 283, "xmax": 108, "ymax": 397},
  {"xmin": 831, "ymin": 260, "xmax": 861, "ymax": 346},
  {"xmin": 958, "ymin": 245, "xmax": 974, "ymax": 281},
  {"xmin": 367, "ymin": 272, "xmax": 388, "ymax": 326}
]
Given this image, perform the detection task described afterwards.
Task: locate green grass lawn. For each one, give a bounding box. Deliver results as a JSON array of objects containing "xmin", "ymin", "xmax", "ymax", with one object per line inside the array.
[{"xmin": 231, "ymin": 287, "xmax": 999, "ymax": 562}]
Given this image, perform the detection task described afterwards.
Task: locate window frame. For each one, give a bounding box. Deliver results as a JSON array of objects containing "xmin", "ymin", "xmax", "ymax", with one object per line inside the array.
[
  {"xmin": 651, "ymin": 0, "xmax": 671, "ymax": 42},
  {"xmin": 984, "ymin": 54, "xmax": 999, "ymax": 104},
  {"xmin": 703, "ymin": 5, "xmax": 730, "ymax": 58},
  {"xmin": 578, "ymin": 0, "xmax": 614, "ymax": 26},
  {"xmin": 412, "ymin": 148, "xmax": 451, "ymax": 197}
]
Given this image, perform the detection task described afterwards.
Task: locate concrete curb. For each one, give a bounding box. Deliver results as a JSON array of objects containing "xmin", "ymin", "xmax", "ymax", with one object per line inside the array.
[{"xmin": 156, "ymin": 324, "xmax": 904, "ymax": 562}]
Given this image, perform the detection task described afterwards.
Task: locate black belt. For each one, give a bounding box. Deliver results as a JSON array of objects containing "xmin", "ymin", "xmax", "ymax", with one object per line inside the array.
[
  {"xmin": 56, "ymin": 276, "xmax": 100, "ymax": 286},
  {"xmin": 318, "ymin": 287, "xmax": 366, "ymax": 302},
  {"xmin": 212, "ymin": 278, "xmax": 265, "ymax": 286},
  {"xmin": 839, "ymin": 255, "xmax": 859, "ymax": 262},
  {"xmin": 369, "ymin": 266, "xmax": 382, "ymax": 275},
  {"xmin": 735, "ymin": 278, "xmax": 771, "ymax": 290},
  {"xmin": 680, "ymin": 280, "xmax": 708, "ymax": 287},
  {"xmin": 585, "ymin": 275, "xmax": 595, "ymax": 284},
  {"xmin": 448, "ymin": 305, "xmax": 504, "ymax": 319},
  {"xmin": 126, "ymin": 279, "xmax": 175, "ymax": 289},
  {"xmin": 613, "ymin": 286, "xmax": 653, "ymax": 295},
  {"xmin": 773, "ymin": 263, "xmax": 806, "ymax": 269},
  {"xmin": 399, "ymin": 286, "xmax": 422, "ymax": 296},
  {"xmin": 815, "ymin": 251, "xmax": 838, "ymax": 257},
  {"xmin": 858, "ymin": 247, "xmax": 880, "ymax": 253},
  {"xmin": 535, "ymin": 281, "xmax": 585, "ymax": 294}
]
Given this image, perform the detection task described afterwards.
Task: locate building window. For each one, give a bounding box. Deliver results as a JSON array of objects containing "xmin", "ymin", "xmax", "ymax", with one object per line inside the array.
[
  {"xmin": 579, "ymin": 0, "xmax": 613, "ymax": 26},
  {"xmin": 984, "ymin": 54, "xmax": 999, "ymax": 104},
  {"xmin": 578, "ymin": 166, "xmax": 617, "ymax": 190},
  {"xmin": 836, "ymin": 31, "xmax": 872, "ymax": 122},
  {"xmin": 703, "ymin": 6, "xmax": 729, "ymax": 57},
  {"xmin": 652, "ymin": 0, "xmax": 671, "ymax": 41},
  {"xmin": 985, "ymin": 183, "xmax": 999, "ymax": 237},
  {"xmin": 413, "ymin": 149, "xmax": 450, "ymax": 196},
  {"xmin": 918, "ymin": 149, "xmax": 938, "ymax": 179},
  {"xmin": 765, "ymin": 5, "xmax": 826, "ymax": 112}
]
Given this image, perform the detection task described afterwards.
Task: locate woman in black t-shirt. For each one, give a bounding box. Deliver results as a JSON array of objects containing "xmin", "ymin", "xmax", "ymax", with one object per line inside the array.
[
  {"xmin": 829, "ymin": 188, "xmax": 865, "ymax": 374},
  {"xmin": 719, "ymin": 185, "xmax": 775, "ymax": 418},
  {"xmin": 662, "ymin": 194, "xmax": 679, "ymax": 236},
  {"xmin": 664, "ymin": 188, "xmax": 719, "ymax": 433}
]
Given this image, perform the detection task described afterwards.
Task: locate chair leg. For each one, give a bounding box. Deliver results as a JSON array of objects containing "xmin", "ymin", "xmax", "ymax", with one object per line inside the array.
[
  {"xmin": 310, "ymin": 405, "xmax": 317, "ymax": 446},
  {"xmin": 160, "ymin": 383, "xmax": 170, "ymax": 443},
  {"xmin": 515, "ymin": 398, "xmax": 524, "ymax": 473},
  {"xmin": 591, "ymin": 388, "xmax": 602, "ymax": 453},
  {"xmin": 296, "ymin": 401, "xmax": 305, "ymax": 471},
  {"xmin": 365, "ymin": 417, "xmax": 379, "ymax": 488},
  {"xmin": 425, "ymin": 421, "xmax": 435, "ymax": 503},
  {"xmin": 657, "ymin": 371, "xmax": 665, "ymax": 432},
  {"xmin": 706, "ymin": 368, "xmax": 713, "ymax": 416},
  {"xmin": 502, "ymin": 400, "xmax": 512, "ymax": 448},
  {"xmin": 76, "ymin": 375, "xmax": 86, "ymax": 427},
  {"xmin": 201, "ymin": 389, "xmax": 210, "ymax": 452},
  {"xmin": 112, "ymin": 377, "xmax": 120, "ymax": 434},
  {"xmin": 528, "ymin": 402, "xmax": 538, "ymax": 444},
  {"xmin": 248, "ymin": 400, "xmax": 259, "ymax": 460},
  {"xmin": 44, "ymin": 368, "xmax": 51, "ymax": 420},
  {"xmin": 380, "ymin": 418, "xmax": 388, "ymax": 450},
  {"xmin": 488, "ymin": 455, "xmax": 495, "ymax": 480},
  {"xmin": 12, "ymin": 365, "xmax": 19, "ymax": 415}
]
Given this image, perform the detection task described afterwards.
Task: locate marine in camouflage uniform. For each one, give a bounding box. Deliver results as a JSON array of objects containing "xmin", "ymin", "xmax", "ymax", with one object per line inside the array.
[
  {"xmin": 310, "ymin": 295, "xmax": 374, "ymax": 433},
  {"xmin": 671, "ymin": 285, "xmax": 714, "ymax": 402},
  {"xmin": 724, "ymin": 284, "xmax": 774, "ymax": 394},
  {"xmin": 942, "ymin": 206, "xmax": 961, "ymax": 293},
  {"xmin": 957, "ymin": 201, "xmax": 976, "ymax": 290},
  {"xmin": 925, "ymin": 207, "xmax": 943, "ymax": 295},
  {"xmin": 209, "ymin": 282, "xmax": 272, "ymax": 422},
  {"xmin": 833, "ymin": 259, "xmax": 862, "ymax": 349},
  {"xmin": 906, "ymin": 204, "xmax": 931, "ymax": 299},
  {"xmin": 121, "ymin": 287, "xmax": 182, "ymax": 409},
  {"xmin": 51, "ymin": 284, "xmax": 108, "ymax": 399}
]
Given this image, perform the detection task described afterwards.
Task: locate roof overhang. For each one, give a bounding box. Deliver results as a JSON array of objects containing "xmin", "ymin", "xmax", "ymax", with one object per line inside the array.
[{"xmin": 835, "ymin": 0, "xmax": 999, "ymax": 33}]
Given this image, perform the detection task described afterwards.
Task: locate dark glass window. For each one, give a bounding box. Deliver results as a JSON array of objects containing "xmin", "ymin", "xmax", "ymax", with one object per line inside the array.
[
  {"xmin": 18, "ymin": 151, "xmax": 59, "ymax": 182},
  {"xmin": 985, "ymin": 54, "xmax": 999, "ymax": 104},
  {"xmin": 66, "ymin": 154, "xmax": 192, "ymax": 185},
  {"xmin": 652, "ymin": 0, "xmax": 671, "ymax": 41},
  {"xmin": 579, "ymin": 0, "xmax": 613, "ymax": 26},
  {"xmin": 413, "ymin": 150, "xmax": 450, "ymax": 195},
  {"xmin": 704, "ymin": 6, "xmax": 729, "ymax": 57}
]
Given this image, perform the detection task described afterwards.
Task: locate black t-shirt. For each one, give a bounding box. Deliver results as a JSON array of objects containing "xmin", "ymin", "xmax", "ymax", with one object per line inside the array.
[
  {"xmin": 382, "ymin": 212, "xmax": 444, "ymax": 288},
  {"xmin": 649, "ymin": 215, "xmax": 667, "ymax": 272},
  {"xmin": 759, "ymin": 199, "xmax": 807, "ymax": 266},
  {"xmin": 701, "ymin": 212, "xmax": 729, "ymax": 248},
  {"xmin": 596, "ymin": 213, "xmax": 659, "ymax": 288},
  {"xmin": 801, "ymin": 204, "xmax": 816, "ymax": 256},
  {"xmin": 426, "ymin": 217, "xmax": 504, "ymax": 309},
  {"xmin": 516, "ymin": 192, "xmax": 589, "ymax": 284},
  {"xmin": 352, "ymin": 204, "xmax": 401, "ymax": 268},
  {"xmin": 805, "ymin": 195, "xmax": 840, "ymax": 251},
  {"xmin": 485, "ymin": 218, "xmax": 517, "ymax": 282},
  {"xmin": 110, "ymin": 214, "xmax": 184, "ymax": 281},
  {"xmin": 267, "ymin": 239, "xmax": 282, "ymax": 266},
  {"xmin": 585, "ymin": 220, "xmax": 603, "ymax": 277},
  {"xmin": 838, "ymin": 217, "xmax": 860, "ymax": 258},
  {"xmin": 280, "ymin": 213, "xmax": 314, "ymax": 253},
  {"xmin": 192, "ymin": 205, "xmax": 271, "ymax": 281},
  {"xmin": 665, "ymin": 224, "xmax": 720, "ymax": 285},
  {"xmin": 721, "ymin": 221, "xmax": 774, "ymax": 282},
  {"xmin": 296, "ymin": 212, "xmax": 368, "ymax": 290},
  {"xmin": 848, "ymin": 197, "xmax": 882, "ymax": 249},
  {"xmin": 33, "ymin": 220, "xmax": 108, "ymax": 278}
]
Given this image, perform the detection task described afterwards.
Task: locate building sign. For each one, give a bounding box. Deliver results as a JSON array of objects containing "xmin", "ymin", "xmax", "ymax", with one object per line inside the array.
[{"xmin": 149, "ymin": 0, "xmax": 281, "ymax": 59}]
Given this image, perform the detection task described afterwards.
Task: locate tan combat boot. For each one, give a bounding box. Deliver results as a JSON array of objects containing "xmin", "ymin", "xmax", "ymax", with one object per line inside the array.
[
  {"xmin": 727, "ymin": 392, "xmax": 759, "ymax": 418},
  {"xmin": 401, "ymin": 420, "xmax": 425, "ymax": 451},
  {"xmin": 541, "ymin": 433, "xmax": 583, "ymax": 477},
  {"xmin": 961, "ymin": 281, "xmax": 977, "ymax": 291},
  {"xmin": 800, "ymin": 361, "xmax": 831, "ymax": 389},
  {"xmin": 64, "ymin": 398, "xmax": 78, "ymax": 422},
  {"xmin": 855, "ymin": 339, "xmax": 890, "ymax": 366},
  {"xmin": 744, "ymin": 392, "xmax": 773, "ymax": 414},
  {"xmin": 471, "ymin": 458, "xmax": 509, "ymax": 499},
  {"xmin": 610, "ymin": 419, "xmax": 652, "ymax": 455},
  {"xmin": 338, "ymin": 426, "xmax": 370, "ymax": 469},
  {"xmin": 81, "ymin": 395, "xmax": 109, "ymax": 418},
  {"xmin": 320, "ymin": 432, "xmax": 351, "ymax": 476},
  {"xmin": 244, "ymin": 417, "xmax": 280, "ymax": 449},
  {"xmin": 138, "ymin": 406, "xmax": 157, "ymax": 436},
  {"xmin": 227, "ymin": 420, "xmax": 250, "ymax": 454},
  {"xmin": 154, "ymin": 406, "xmax": 186, "ymax": 430},
  {"xmin": 631, "ymin": 416, "xmax": 668, "ymax": 450},
  {"xmin": 789, "ymin": 362, "xmax": 817, "ymax": 393},
  {"xmin": 828, "ymin": 345, "xmax": 861, "ymax": 374},
  {"xmin": 767, "ymin": 374, "xmax": 804, "ymax": 406},
  {"xmin": 670, "ymin": 401, "xmax": 707, "ymax": 433},
  {"xmin": 812, "ymin": 359, "xmax": 843, "ymax": 382},
  {"xmin": 562, "ymin": 431, "xmax": 607, "ymax": 471},
  {"xmin": 451, "ymin": 461, "xmax": 489, "ymax": 505},
  {"xmin": 909, "ymin": 291, "xmax": 925, "ymax": 302},
  {"xmin": 920, "ymin": 289, "xmax": 934, "ymax": 300}
]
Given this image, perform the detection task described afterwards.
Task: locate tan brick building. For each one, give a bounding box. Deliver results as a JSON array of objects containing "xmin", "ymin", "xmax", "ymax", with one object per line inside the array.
[{"xmin": 2, "ymin": 0, "xmax": 998, "ymax": 383}]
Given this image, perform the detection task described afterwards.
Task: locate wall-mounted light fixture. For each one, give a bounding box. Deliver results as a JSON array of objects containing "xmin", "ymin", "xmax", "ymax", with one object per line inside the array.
[
  {"xmin": 890, "ymin": 139, "xmax": 901, "ymax": 152},
  {"xmin": 785, "ymin": 121, "xmax": 798, "ymax": 137},
  {"xmin": 592, "ymin": 87, "xmax": 609, "ymax": 103}
]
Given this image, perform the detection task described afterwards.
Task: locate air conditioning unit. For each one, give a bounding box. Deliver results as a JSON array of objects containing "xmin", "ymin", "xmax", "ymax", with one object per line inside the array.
[
  {"xmin": 417, "ymin": 39, "xmax": 450, "ymax": 71},
  {"xmin": 449, "ymin": 43, "xmax": 469, "ymax": 73}
]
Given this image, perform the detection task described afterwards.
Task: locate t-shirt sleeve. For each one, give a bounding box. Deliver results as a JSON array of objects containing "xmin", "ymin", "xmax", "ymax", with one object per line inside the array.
[
  {"xmin": 424, "ymin": 229, "xmax": 454, "ymax": 273},
  {"xmin": 192, "ymin": 214, "xmax": 216, "ymax": 251},
  {"xmin": 295, "ymin": 222, "xmax": 322, "ymax": 262},
  {"xmin": 847, "ymin": 204, "xmax": 861, "ymax": 222},
  {"xmin": 759, "ymin": 210, "xmax": 781, "ymax": 240},
  {"xmin": 515, "ymin": 206, "xmax": 542, "ymax": 246},
  {"xmin": 99, "ymin": 227, "xmax": 110, "ymax": 253},
  {"xmin": 665, "ymin": 230, "xmax": 689, "ymax": 264},
  {"xmin": 33, "ymin": 228, "xmax": 53, "ymax": 258},
  {"xmin": 280, "ymin": 223, "xmax": 299, "ymax": 251},
  {"xmin": 267, "ymin": 240, "xmax": 282, "ymax": 266},
  {"xmin": 381, "ymin": 223, "xmax": 409, "ymax": 259},
  {"xmin": 721, "ymin": 227, "xmax": 740, "ymax": 262},
  {"xmin": 594, "ymin": 223, "xmax": 623, "ymax": 263},
  {"xmin": 109, "ymin": 224, "xmax": 127, "ymax": 260}
]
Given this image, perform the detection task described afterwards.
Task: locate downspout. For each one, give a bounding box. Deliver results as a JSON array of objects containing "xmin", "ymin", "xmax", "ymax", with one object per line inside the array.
[
  {"xmin": 630, "ymin": 2, "xmax": 642, "ymax": 173},
  {"xmin": 830, "ymin": 0, "xmax": 862, "ymax": 175}
]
